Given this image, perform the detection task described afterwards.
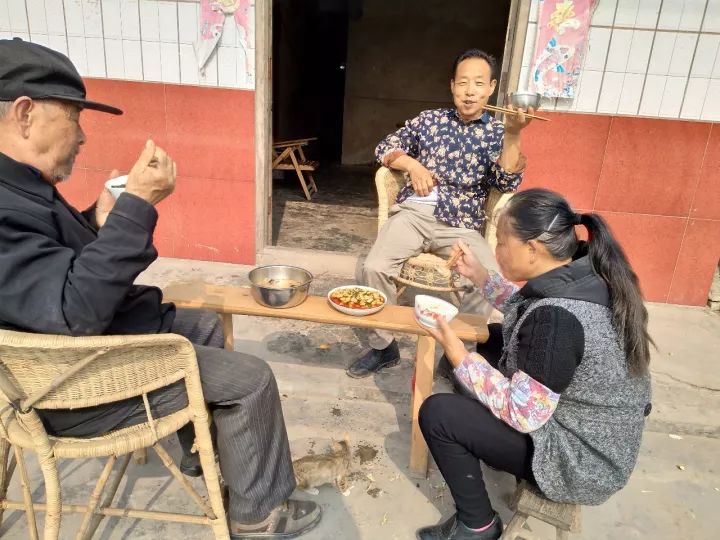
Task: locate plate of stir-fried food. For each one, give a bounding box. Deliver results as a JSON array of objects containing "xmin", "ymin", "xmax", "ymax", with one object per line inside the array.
[{"xmin": 327, "ymin": 285, "xmax": 387, "ymax": 316}]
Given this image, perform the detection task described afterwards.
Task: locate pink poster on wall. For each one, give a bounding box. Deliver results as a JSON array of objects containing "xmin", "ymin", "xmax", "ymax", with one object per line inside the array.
[{"xmin": 530, "ymin": 0, "xmax": 597, "ymax": 99}]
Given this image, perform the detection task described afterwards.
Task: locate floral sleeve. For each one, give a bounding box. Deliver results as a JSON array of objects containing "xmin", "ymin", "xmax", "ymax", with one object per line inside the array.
[
  {"xmin": 454, "ymin": 352, "xmax": 560, "ymax": 433},
  {"xmin": 375, "ymin": 114, "xmax": 422, "ymax": 165},
  {"xmin": 479, "ymin": 270, "xmax": 519, "ymax": 313}
]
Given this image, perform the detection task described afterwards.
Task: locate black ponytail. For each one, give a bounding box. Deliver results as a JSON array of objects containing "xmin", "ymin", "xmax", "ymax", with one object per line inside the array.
[{"xmin": 503, "ymin": 189, "xmax": 652, "ymax": 376}]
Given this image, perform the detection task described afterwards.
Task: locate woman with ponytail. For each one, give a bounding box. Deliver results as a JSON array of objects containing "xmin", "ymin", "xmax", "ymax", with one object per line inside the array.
[{"xmin": 415, "ymin": 188, "xmax": 652, "ymax": 540}]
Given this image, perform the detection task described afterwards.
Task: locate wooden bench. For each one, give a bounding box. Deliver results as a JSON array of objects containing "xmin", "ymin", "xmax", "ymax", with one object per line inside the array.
[
  {"xmin": 162, "ymin": 282, "xmax": 489, "ymax": 477},
  {"xmin": 272, "ymin": 137, "xmax": 319, "ymax": 200},
  {"xmin": 502, "ymin": 481, "xmax": 582, "ymax": 540}
]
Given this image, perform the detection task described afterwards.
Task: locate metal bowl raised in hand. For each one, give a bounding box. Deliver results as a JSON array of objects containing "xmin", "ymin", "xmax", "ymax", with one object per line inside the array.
[
  {"xmin": 248, "ymin": 265, "xmax": 313, "ymax": 309},
  {"xmin": 511, "ymin": 92, "xmax": 541, "ymax": 110}
]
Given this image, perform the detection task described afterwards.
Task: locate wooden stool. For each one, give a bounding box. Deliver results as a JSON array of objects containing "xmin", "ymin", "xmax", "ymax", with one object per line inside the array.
[{"xmin": 501, "ymin": 481, "xmax": 581, "ymax": 540}]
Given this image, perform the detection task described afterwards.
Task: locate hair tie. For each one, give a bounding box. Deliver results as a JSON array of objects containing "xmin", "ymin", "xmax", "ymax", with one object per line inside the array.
[{"xmin": 574, "ymin": 213, "xmax": 584, "ymax": 225}]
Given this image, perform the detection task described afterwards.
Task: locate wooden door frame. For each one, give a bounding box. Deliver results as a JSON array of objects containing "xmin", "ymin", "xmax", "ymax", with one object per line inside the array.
[{"xmin": 254, "ymin": 0, "xmax": 530, "ymax": 265}]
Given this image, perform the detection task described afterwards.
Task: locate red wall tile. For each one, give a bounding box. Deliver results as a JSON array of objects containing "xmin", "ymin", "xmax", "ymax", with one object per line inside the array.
[
  {"xmin": 691, "ymin": 124, "xmax": 720, "ymax": 220},
  {"xmin": 522, "ymin": 112, "xmax": 610, "ymax": 209},
  {"xmin": 597, "ymin": 212, "xmax": 686, "ymax": 302},
  {"xmin": 595, "ymin": 117, "xmax": 711, "ymax": 216},
  {"xmin": 667, "ymin": 219, "xmax": 720, "ymax": 305},
  {"xmin": 164, "ymin": 85, "xmax": 254, "ymax": 181}
]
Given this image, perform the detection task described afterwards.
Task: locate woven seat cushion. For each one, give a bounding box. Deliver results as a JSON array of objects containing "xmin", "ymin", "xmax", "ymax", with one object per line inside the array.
[
  {"xmin": 5, "ymin": 409, "xmax": 191, "ymax": 459},
  {"xmin": 399, "ymin": 253, "xmax": 457, "ymax": 288}
]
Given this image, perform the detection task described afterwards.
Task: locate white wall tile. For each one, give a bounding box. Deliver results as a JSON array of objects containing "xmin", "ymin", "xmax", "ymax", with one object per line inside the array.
[
  {"xmin": 575, "ymin": 70, "xmax": 603, "ymax": 112},
  {"xmin": 31, "ymin": 33, "xmax": 49, "ymax": 46},
  {"xmin": 615, "ymin": 0, "xmax": 640, "ymax": 26},
  {"xmin": 657, "ymin": 0, "xmax": 683, "ymax": 30},
  {"xmin": 139, "ymin": 0, "xmax": 159, "ymax": 41},
  {"xmin": 245, "ymin": 45, "xmax": 254, "ymax": 87},
  {"xmin": 669, "ymin": 33, "xmax": 698, "ymax": 77},
  {"xmin": 104, "ymin": 37, "xmax": 124, "ymax": 78},
  {"xmin": 529, "ymin": 0, "xmax": 540, "ymax": 23},
  {"xmin": 158, "ymin": 1, "xmax": 178, "ymax": 43},
  {"xmin": 714, "ymin": 46, "xmax": 720, "ymax": 77},
  {"xmin": 680, "ymin": 77, "xmax": 710, "ymax": 118},
  {"xmin": 626, "ymin": 30, "xmax": 653, "ymax": 73},
  {"xmin": 10, "ymin": 32, "xmax": 30, "ymax": 41},
  {"xmin": 648, "ymin": 32, "xmax": 677, "ymax": 74},
  {"xmin": 680, "ymin": 0, "xmax": 706, "ymax": 31},
  {"xmin": 703, "ymin": 0, "xmax": 720, "ymax": 32},
  {"xmin": 692, "ymin": 35, "xmax": 720, "ymax": 77},
  {"xmin": 179, "ymin": 42, "xmax": 199, "ymax": 84},
  {"xmin": 199, "ymin": 52, "xmax": 218, "ymax": 86},
  {"xmin": 639, "ymin": 74, "xmax": 667, "ymax": 115},
  {"xmin": 48, "ymin": 34, "xmax": 68, "ymax": 55},
  {"xmin": 0, "ymin": 3, "xmax": 11, "ymax": 32},
  {"xmin": 120, "ymin": 0, "xmax": 140, "ymax": 39},
  {"xmin": 67, "ymin": 35, "xmax": 88, "ymax": 75},
  {"xmin": 593, "ymin": 0, "xmax": 618, "ymax": 26},
  {"xmin": 122, "ymin": 39, "xmax": 142, "ymax": 79},
  {"xmin": 26, "ymin": 0, "xmax": 48, "ymax": 34},
  {"xmin": 597, "ymin": 72, "xmax": 625, "ymax": 113},
  {"xmin": 178, "ymin": 2, "xmax": 197, "ymax": 44},
  {"xmin": 220, "ymin": 13, "xmax": 237, "ymax": 47},
  {"xmin": 659, "ymin": 75, "xmax": 686, "ymax": 117},
  {"xmin": 217, "ymin": 45, "xmax": 237, "ymax": 87},
  {"xmin": 141, "ymin": 40, "xmax": 161, "ymax": 81},
  {"xmin": 554, "ymin": 96, "xmax": 574, "ymax": 111},
  {"xmin": 102, "ymin": 0, "xmax": 122, "ymax": 39},
  {"xmin": 160, "ymin": 41, "xmax": 179, "ymax": 82},
  {"xmin": 584, "ymin": 27, "xmax": 611, "ymax": 71},
  {"xmin": 522, "ymin": 23, "xmax": 538, "ymax": 67},
  {"xmin": 85, "ymin": 36, "xmax": 106, "ymax": 76},
  {"xmin": 635, "ymin": 0, "xmax": 662, "ymax": 28},
  {"xmin": 606, "ymin": 29, "xmax": 633, "ymax": 72},
  {"xmin": 701, "ymin": 79, "xmax": 720, "ymax": 120},
  {"xmin": 0, "ymin": 32, "xmax": 12, "ymax": 40},
  {"xmin": 45, "ymin": 0, "xmax": 67, "ymax": 35},
  {"xmin": 8, "ymin": 0, "xmax": 29, "ymax": 32},
  {"xmin": 64, "ymin": 0, "xmax": 85, "ymax": 36},
  {"xmin": 81, "ymin": 0, "xmax": 103, "ymax": 38}
]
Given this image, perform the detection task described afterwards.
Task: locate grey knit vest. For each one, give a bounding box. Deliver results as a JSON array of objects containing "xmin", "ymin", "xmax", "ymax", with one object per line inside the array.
[{"xmin": 499, "ymin": 295, "xmax": 651, "ymax": 505}]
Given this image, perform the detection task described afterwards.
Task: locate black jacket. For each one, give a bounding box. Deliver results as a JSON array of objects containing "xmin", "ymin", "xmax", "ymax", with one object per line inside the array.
[{"xmin": 0, "ymin": 152, "xmax": 175, "ymax": 336}]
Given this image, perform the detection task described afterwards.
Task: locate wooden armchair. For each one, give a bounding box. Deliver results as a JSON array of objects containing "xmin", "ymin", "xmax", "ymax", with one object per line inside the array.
[
  {"xmin": 374, "ymin": 166, "xmax": 512, "ymax": 304},
  {"xmin": 0, "ymin": 329, "xmax": 229, "ymax": 540}
]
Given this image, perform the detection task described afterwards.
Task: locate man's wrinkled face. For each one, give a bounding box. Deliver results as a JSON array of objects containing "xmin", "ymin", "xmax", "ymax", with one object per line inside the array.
[
  {"xmin": 450, "ymin": 58, "xmax": 497, "ymax": 122},
  {"xmin": 30, "ymin": 100, "xmax": 86, "ymax": 184}
]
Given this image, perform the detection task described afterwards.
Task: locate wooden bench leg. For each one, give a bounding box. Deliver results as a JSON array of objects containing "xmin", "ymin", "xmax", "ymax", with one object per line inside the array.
[
  {"xmin": 501, "ymin": 511, "xmax": 528, "ymax": 539},
  {"xmin": 289, "ymin": 150, "xmax": 313, "ymax": 200},
  {"xmin": 221, "ymin": 313, "xmax": 234, "ymax": 351},
  {"xmin": 409, "ymin": 335, "xmax": 436, "ymax": 478},
  {"xmin": 297, "ymin": 147, "xmax": 318, "ymax": 194}
]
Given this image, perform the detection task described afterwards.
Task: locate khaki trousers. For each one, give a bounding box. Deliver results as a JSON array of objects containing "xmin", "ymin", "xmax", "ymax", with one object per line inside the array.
[{"xmin": 360, "ymin": 201, "xmax": 499, "ymax": 349}]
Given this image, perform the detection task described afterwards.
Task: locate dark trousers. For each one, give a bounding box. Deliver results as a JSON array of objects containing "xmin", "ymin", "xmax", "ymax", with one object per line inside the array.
[
  {"xmin": 419, "ymin": 323, "xmax": 535, "ymax": 528},
  {"xmin": 39, "ymin": 309, "xmax": 296, "ymax": 523}
]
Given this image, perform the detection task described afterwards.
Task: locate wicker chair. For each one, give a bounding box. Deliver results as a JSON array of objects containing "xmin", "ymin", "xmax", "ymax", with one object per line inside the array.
[
  {"xmin": 374, "ymin": 166, "xmax": 513, "ymax": 304},
  {"xmin": 0, "ymin": 329, "xmax": 229, "ymax": 540}
]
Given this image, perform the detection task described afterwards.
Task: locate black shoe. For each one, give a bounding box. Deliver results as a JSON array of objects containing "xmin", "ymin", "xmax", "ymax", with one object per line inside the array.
[
  {"xmin": 230, "ymin": 499, "xmax": 321, "ymax": 539},
  {"xmin": 346, "ymin": 340, "xmax": 400, "ymax": 378},
  {"xmin": 416, "ymin": 514, "xmax": 503, "ymax": 540},
  {"xmin": 180, "ymin": 452, "xmax": 203, "ymax": 477}
]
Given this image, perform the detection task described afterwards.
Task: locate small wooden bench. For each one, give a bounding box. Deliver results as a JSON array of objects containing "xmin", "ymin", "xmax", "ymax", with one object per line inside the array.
[
  {"xmin": 162, "ymin": 282, "xmax": 489, "ymax": 477},
  {"xmin": 502, "ymin": 481, "xmax": 582, "ymax": 539},
  {"xmin": 272, "ymin": 137, "xmax": 319, "ymax": 200}
]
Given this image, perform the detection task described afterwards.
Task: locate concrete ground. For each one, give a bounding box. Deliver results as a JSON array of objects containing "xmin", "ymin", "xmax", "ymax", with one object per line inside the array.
[{"xmin": 2, "ymin": 258, "xmax": 719, "ymax": 539}]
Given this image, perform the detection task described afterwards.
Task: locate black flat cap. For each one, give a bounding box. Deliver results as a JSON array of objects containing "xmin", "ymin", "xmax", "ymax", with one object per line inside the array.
[{"xmin": 0, "ymin": 38, "xmax": 122, "ymax": 115}]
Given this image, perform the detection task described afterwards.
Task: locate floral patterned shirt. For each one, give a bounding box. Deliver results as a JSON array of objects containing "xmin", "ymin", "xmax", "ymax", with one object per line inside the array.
[{"xmin": 375, "ymin": 108, "xmax": 525, "ymax": 231}]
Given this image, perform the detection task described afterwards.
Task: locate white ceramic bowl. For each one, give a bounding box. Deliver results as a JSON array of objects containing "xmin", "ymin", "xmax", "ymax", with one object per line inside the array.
[
  {"xmin": 414, "ymin": 295, "xmax": 459, "ymax": 328},
  {"xmin": 105, "ymin": 175, "xmax": 128, "ymax": 200},
  {"xmin": 327, "ymin": 285, "xmax": 387, "ymax": 316}
]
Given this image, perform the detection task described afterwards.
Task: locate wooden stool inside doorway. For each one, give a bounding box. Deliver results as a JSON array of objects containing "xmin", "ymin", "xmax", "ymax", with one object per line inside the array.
[{"xmin": 272, "ymin": 138, "xmax": 319, "ymax": 200}]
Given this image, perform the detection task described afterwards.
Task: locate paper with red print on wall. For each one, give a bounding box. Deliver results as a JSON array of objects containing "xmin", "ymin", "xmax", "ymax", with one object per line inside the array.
[
  {"xmin": 195, "ymin": 0, "xmax": 254, "ymax": 77},
  {"xmin": 530, "ymin": 0, "xmax": 598, "ymax": 99}
]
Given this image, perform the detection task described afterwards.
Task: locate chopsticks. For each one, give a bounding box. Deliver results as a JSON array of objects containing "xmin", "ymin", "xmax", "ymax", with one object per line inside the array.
[
  {"xmin": 445, "ymin": 250, "xmax": 462, "ymax": 269},
  {"xmin": 483, "ymin": 104, "xmax": 550, "ymax": 122}
]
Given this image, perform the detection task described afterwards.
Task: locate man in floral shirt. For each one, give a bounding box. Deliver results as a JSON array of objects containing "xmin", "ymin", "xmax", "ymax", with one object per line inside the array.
[{"xmin": 348, "ymin": 49, "xmax": 534, "ymax": 378}]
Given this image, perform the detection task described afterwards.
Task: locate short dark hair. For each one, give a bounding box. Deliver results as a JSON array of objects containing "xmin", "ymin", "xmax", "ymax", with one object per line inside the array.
[{"xmin": 452, "ymin": 49, "xmax": 497, "ymax": 80}]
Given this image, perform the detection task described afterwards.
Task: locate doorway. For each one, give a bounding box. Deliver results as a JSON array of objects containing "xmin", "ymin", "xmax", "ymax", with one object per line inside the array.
[{"xmin": 267, "ymin": 0, "xmax": 515, "ymax": 256}]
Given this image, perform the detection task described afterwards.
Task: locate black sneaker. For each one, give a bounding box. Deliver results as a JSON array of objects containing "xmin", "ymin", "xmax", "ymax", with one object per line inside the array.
[
  {"xmin": 416, "ymin": 513, "xmax": 502, "ymax": 540},
  {"xmin": 180, "ymin": 452, "xmax": 203, "ymax": 477},
  {"xmin": 230, "ymin": 499, "xmax": 321, "ymax": 539},
  {"xmin": 346, "ymin": 340, "xmax": 400, "ymax": 378}
]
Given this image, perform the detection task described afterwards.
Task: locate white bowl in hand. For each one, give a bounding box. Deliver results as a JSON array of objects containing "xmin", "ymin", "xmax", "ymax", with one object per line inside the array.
[
  {"xmin": 414, "ymin": 295, "xmax": 459, "ymax": 328},
  {"xmin": 105, "ymin": 175, "xmax": 128, "ymax": 200}
]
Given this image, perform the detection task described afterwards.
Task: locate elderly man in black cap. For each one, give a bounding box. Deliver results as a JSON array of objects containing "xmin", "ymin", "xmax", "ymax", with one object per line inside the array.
[{"xmin": 0, "ymin": 38, "xmax": 319, "ymax": 539}]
